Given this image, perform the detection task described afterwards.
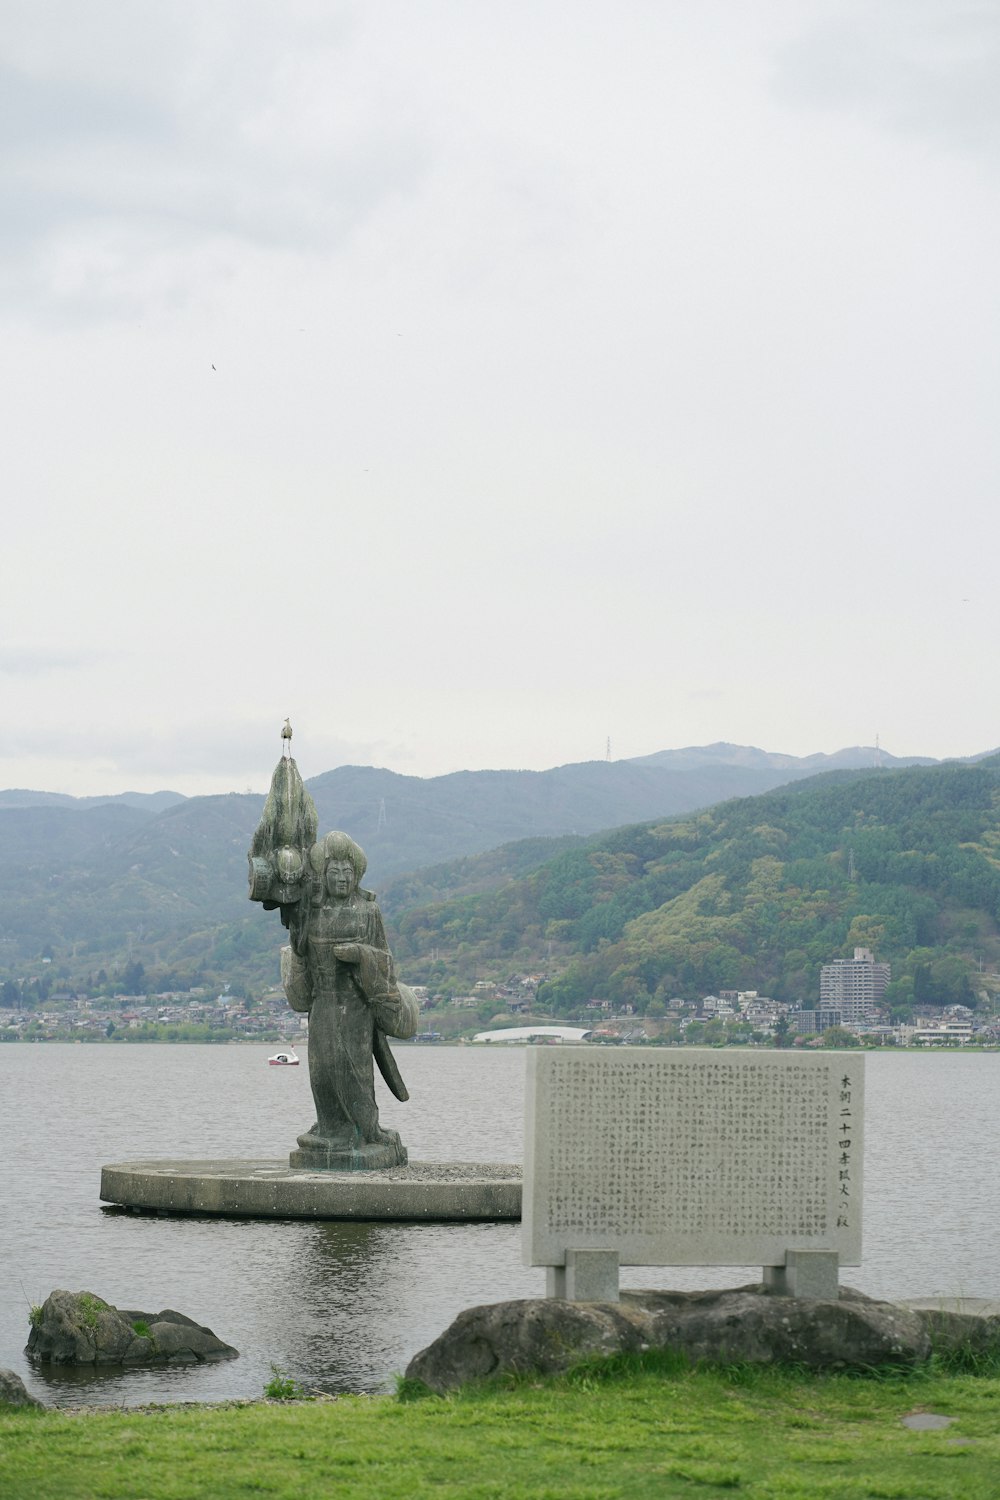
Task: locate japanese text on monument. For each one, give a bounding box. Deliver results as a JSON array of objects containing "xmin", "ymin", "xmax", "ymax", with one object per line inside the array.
[{"xmin": 836, "ymin": 1072, "xmax": 854, "ymax": 1230}]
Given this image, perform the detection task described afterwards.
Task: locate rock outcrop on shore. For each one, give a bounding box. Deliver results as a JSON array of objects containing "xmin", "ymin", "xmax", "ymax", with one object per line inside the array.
[
  {"xmin": 0, "ymin": 1369, "xmax": 41, "ymax": 1406},
  {"xmin": 26, "ymin": 1291, "xmax": 238, "ymax": 1367},
  {"xmin": 405, "ymin": 1286, "xmax": 1000, "ymax": 1393}
]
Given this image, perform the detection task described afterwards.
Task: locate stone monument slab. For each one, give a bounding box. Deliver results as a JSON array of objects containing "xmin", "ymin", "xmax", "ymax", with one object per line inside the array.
[{"xmin": 524, "ymin": 1048, "xmax": 863, "ymax": 1293}]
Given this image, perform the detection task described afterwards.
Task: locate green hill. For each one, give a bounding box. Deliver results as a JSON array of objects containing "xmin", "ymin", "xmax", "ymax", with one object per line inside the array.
[
  {"xmin": 0, "ymin": 794, "xmax": 269, "ymax": 995},
  {"xmin": 389, "ymin": 760, "xmax": 1000, "ymax": 1016}
]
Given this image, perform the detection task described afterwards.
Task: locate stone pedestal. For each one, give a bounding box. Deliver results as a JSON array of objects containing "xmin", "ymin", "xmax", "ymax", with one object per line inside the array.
[
  {"xmin": 100, "ymin": 1159, "xmax": 521, "ymax": 1221},
  {"xmin": 289, "ymin": 1129, "xmax": 407, "ymax": 1172},
  {"xmin": 546, "ymin": 1249, "xmax": 620, "ymax": 1303},
  {"xmin": 763, "ymin": 1250, "xmax": 840, "ymax": 1299}
]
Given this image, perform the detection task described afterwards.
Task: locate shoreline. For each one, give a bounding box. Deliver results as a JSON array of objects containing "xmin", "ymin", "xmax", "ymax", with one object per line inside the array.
[{"xmin": 3, "ymin": 1034, "xmax": 998, "ymax": 1052}]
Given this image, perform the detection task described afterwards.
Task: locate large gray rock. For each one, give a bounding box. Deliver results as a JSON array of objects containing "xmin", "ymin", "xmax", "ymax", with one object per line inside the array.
[
  {"xmin": 25, "ymin": 1291, "xmax": 238, "ymax": 1367},
  {"xmin": 904, "ymin": 1303, "xmax": 1000, "ymax": 1360},
  {"xmin": 0, "ymin": 1369, "xmax": 41, "ymax": 1407},
  {"xmin": 404, "ymin": 1286, "xmax": 996, "ymax": 1393},
  {"xmin": 626, "ymin": 1288, "xmax": 930, "ymax": 1371},
  {"xmin": 407, "ymin": 1298, "xmax": 652, "ymax": 1392}
]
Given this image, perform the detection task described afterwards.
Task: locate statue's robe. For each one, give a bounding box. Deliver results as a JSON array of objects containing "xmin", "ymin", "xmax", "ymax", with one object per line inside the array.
[{"xmin": 282, "ymin": 894, "xmax": 418, "ymax": 1149}]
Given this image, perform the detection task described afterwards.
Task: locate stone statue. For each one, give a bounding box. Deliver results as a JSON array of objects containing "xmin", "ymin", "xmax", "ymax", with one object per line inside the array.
[{"xmin": 248, "ymin": 739, "xmax": 418, "ymax": 1169}]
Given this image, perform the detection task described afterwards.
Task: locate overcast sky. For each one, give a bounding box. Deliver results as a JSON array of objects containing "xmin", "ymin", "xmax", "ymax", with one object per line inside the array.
[{"xmin": 2, "ymin": 1, "xmax": 997, "ymax": 796}]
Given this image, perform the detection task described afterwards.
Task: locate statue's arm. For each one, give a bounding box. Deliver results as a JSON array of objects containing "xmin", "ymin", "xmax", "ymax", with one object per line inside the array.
[
  {"xmin": 335, "ymin": 907, "xmax": 418, "ymax": 1039},
  {"xmin": 281, "ymin": 944, "xmax": 314, "ymax": 1013},
  {"xmin": 389, "ymin": 981, "xmax": 420, "ymax": 1040},
  {"xmin": 341, "ymin": 944, "xmax": 417, "ymax": 1038}
]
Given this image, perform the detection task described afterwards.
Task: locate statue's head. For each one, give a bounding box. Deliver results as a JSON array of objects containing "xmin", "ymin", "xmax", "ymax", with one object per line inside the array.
[{"xmin": 310, "ymin": 830, "xmax": 367, "ymax": 900}]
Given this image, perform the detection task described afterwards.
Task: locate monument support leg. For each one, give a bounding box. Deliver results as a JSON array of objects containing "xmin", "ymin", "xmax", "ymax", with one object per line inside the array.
[
  {"xmin": 763, "ymin": 1250, "xmax": 839, "ymax": 1299},
  {"xmin": 547, "ymin": 1250, "xmax": 620, "ymax": 1302}
]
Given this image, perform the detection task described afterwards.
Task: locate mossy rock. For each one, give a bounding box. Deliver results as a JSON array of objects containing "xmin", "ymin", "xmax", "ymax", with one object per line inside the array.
[{"xmin": 25, "ymin": 1291, "xmax": 238, "ymax": 1366}]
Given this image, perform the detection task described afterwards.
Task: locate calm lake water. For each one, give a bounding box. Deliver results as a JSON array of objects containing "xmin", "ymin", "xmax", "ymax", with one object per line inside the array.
[{"xmin": 1, "ymin": 1044, "xmax": 998, "ymax": 1407}]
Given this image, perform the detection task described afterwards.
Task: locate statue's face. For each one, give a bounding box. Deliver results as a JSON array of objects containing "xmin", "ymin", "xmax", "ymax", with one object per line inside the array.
[{"xmin": 325, "ymin": 860, "xmax": 356, "ymax": 900}]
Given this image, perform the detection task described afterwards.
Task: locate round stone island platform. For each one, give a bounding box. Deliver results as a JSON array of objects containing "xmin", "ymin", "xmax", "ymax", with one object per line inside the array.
[{"xmin": 100, "ymin": 1159, "xmax": 522, "ymax": 1222}]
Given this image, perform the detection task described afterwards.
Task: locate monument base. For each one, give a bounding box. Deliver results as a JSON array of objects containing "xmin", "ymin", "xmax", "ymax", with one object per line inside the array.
[
  {"xmin": 100, "ymin": 1159, "xmax": 521, "ymax": 1222},
  {"xmin": 290, "ymin": 1128, "xmax": 407, "ymax": 1172}
]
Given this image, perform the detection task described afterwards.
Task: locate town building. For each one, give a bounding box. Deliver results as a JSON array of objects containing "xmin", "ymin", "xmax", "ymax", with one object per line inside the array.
[
  {"xmin": 903, "ymin": 1019, "xmax": 974, "ymax": 1045},
  {"xmin": 819, "ymin": 947, "xmax": 890, "ymax": 1025},
  {"xmin": 791, "ymin": 1007, "xmax": 844, "ymax": 1036}
]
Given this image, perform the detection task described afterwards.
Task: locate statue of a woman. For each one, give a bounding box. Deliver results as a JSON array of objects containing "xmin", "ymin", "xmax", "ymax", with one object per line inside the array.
[
  {"xmin": 283, "ymin": 831, "xmax": 418, "ymax": 1169},
  {"xmin": 249, "ymin": 747, "xmax": 417, "ymax": 1170}
]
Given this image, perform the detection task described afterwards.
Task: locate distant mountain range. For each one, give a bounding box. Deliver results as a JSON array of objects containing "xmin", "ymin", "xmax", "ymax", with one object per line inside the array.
[
  {"xmin": 628, "ymin": 743, "xmax": 942, "ymax": 772},
  {"xmin": 0, "ymin": 788, "xmax": 185, "ymax": 812},
  {"xmin": 1, "ymin": 740, "xmax": 976, "ymax": 840},
  {"xmin": 1, "ymin": 743, "xmax": 994, "ymax": 991}
]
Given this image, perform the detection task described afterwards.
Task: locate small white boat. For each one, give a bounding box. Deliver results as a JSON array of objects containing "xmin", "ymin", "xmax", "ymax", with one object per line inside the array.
[{"xmin": 268, "ymin": 1050, "xmax": 300, "ymax": 1066}]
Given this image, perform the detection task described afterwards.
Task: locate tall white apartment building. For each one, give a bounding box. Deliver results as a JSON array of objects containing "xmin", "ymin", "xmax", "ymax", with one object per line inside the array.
[{"xmin": 819, "ymin": 947, "xmax": 891, "ymax": 1024}]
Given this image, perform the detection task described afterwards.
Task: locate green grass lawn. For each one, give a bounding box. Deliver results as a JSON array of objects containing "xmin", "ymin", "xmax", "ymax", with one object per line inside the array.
[{"xmin": 3, "ymin": 1356, "xmax": 999, "ymax": 1500}]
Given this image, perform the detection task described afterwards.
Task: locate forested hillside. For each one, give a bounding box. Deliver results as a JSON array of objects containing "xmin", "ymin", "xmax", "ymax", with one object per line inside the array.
[{"xmin": 391, "ymin": 761, "xmax": 1000, "ymax": 1016}]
